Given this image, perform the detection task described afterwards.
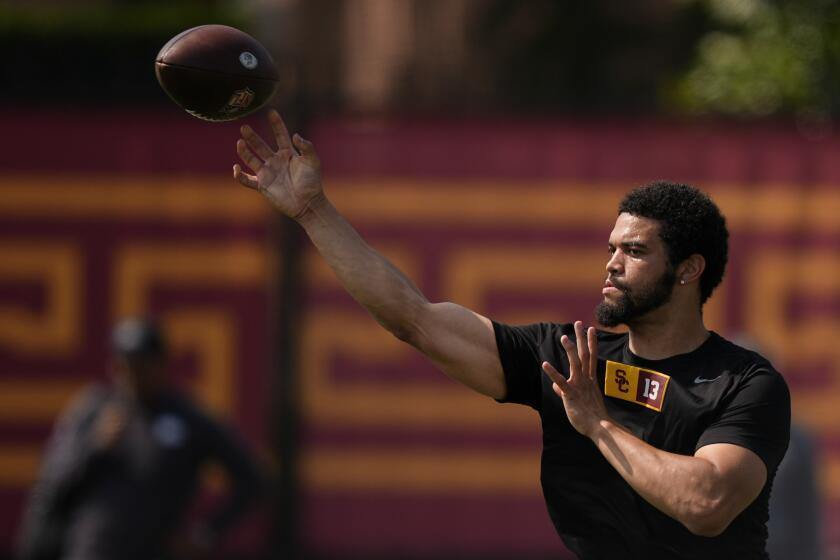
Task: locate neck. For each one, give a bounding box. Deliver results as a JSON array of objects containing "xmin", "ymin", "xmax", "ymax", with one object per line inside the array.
[{"xmin": 626, "ymin": 301, "xmax": 709, "ymax": 360}]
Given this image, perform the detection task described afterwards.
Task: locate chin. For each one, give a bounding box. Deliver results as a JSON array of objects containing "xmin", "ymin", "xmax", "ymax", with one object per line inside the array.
[{"xmin": 595, "ymin": 303, "xmax": 624, "ymax": 328}]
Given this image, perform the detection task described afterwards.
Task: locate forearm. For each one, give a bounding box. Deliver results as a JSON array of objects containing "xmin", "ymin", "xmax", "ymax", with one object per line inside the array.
[
  {"xmin": 236, "ymin": 118, "xmax": 505, "ymax": 397},
  {"xmin": 296, "ymin": 194, "xmax": 428, "ymax": 341},
  {"xmin": 591, "ymin": 419, "xmax": 728, "ymax": 536}
]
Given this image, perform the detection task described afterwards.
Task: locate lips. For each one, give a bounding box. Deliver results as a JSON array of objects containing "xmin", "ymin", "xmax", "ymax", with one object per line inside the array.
[
  {"xmin": 604, "ymin": 279, "xmax": 619, "ymax": 289},
  {"xmin": 603, "ymin": 278, "xmax": 626, "ymax": 295}
]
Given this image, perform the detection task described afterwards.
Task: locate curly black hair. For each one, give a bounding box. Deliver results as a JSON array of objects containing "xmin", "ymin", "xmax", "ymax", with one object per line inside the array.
[{"xmin": 618, "ymin": 181, "xmax": 728, "ymax": 305}]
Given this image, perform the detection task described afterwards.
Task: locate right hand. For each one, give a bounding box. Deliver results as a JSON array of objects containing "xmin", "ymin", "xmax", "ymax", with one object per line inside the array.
[
  {"xmin": 233, "ymin": 109, "xmax": 324, "ymax": 220},
  {"xmin": 92, "ymin": 403, "xmax": 127, "ymax": 450}
]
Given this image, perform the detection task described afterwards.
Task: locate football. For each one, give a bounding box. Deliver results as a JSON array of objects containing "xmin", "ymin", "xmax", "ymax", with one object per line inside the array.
[{"xmin": 155, "ymin": 25, "xmax": 279, "ymax": 122}]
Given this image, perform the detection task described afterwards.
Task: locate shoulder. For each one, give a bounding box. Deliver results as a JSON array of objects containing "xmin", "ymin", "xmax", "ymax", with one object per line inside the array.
[
  {"xmin": 494, "ymin": 323, "xmax": 629, "ymax": 355},
  {"xmin": 492, "ymin": 321, "xmax": 573, "ymax": 346},
  {"xmin": 712, "ymin": 334, "xmax": 790, "ymax": 405},
  {"xmin": 715, "ymin": 335, "xmax": 787, "ymax": 382}
]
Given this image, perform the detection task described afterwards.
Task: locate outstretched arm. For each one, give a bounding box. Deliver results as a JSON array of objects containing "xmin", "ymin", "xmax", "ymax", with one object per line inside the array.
[
  {"xmin": 543, "ymin": 322, "xmax": 767, "ymax": 537},
  {"xmin": 233, "ymin": 111, "xmax": 505, "ymax": 399}
]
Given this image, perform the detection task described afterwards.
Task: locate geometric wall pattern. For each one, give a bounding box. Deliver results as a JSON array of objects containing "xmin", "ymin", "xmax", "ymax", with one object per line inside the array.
[
  {"xmin": 2, "ymin": 115, "xmax": 839, "ymax": 558},
  {"xmin": 0, "ymin": 176, "xmax": 273, "ymax": 554}
]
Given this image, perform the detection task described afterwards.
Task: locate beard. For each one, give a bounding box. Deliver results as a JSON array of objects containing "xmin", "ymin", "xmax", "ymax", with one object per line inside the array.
[{"xmin": 595, "ymin": 266, "xmax": 677, "ymax": 328}]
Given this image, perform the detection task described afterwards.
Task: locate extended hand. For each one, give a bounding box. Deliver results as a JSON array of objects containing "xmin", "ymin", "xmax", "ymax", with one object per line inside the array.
[
  {"xmin": 233, "ymin": 109, "xmax": 324, "ymax": 220},
  {"xmin": 542, "ymin": 321, "xmax": 610, "ymax": 438}
]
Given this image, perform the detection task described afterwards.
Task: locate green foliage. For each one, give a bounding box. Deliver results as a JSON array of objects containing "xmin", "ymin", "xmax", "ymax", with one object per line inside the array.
[{"xmin": 671, "ymin": 0, "xmax": 840, "ymax": 117}]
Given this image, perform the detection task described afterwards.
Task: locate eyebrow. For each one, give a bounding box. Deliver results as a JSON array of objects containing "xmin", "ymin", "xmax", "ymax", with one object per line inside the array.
[{"xmin": 609, "ymin": 241, "xmax": 649, "ymax": 250}]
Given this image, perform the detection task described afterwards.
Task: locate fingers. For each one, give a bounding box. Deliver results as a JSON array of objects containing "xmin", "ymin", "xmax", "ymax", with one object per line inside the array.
[
  {"xmin": 269, "ymin": 109, "xmax": 293, "ymax": 151},
  {"xmin": 574, "ymin": 321, "xmax": 590, "ymax": 375},
  {"xmin": 241, "ymin": 125, "xmax": 275, "ymax": 161},
  {"xmin": 542, "ymin": 361, "xmax": 568, "ymax": 396},
  {"xmin": 293, "ymin": 133, "xmax": 320, "ymax": 166},
  {"xmin": 560, "ymin": 334, "xmax": 580, "ymax": 379},
  {"xmin": 233, "ymin": 164, "xmax": 259, "ymax": 190},
  {"xmin": 561, "ymin": 322, "xmax": 598, "ymax": 384},
  {"xmin": 236, "ymin": 139, "xmax": 263, "ymax": 173},
  {"xmin": 587, "ymin": 326, "xmax": 598, "ymax": 380}
]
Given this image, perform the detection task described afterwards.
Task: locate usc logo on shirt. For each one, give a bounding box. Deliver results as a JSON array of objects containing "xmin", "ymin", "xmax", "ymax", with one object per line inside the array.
[{"xmin": 604, "ymin": 361, "xmax": 670, "ymax": 412}]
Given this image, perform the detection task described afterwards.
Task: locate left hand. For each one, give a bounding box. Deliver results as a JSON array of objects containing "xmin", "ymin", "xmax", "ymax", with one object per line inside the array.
[{"xmin": 542, "ymin": 321, "xmax": 610, "ymax": 439}]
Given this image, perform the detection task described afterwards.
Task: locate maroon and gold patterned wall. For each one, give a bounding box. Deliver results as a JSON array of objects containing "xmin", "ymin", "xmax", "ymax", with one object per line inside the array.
[
  {"xmin": 0, "ymin": 111, "xmax": 275, "ymax": 556},
  {"xmin": 0, "ymin": 112, "xmax": 838, "ymax": 558}
]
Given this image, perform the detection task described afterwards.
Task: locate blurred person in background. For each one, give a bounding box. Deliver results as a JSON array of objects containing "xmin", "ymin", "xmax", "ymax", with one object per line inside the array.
[
  {"xmin": 16, "ymin": 318, "xmax": 262, "ymax": 560},
  {"xmin": 231, "ymin": 111, "xmax": 790, "ymax": 559},
  {"xmin": 731, "ymin": 335, "xmax": 823, "ymax": 560},
  {"xmin": 768, "ymin": 423, "xmax": 821, "ymax": 560}
]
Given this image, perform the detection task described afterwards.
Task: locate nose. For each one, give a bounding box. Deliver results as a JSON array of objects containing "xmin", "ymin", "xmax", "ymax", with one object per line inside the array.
[{"xmin": 606, "ymin": 250, "xmax": 623, "ymax": 276}]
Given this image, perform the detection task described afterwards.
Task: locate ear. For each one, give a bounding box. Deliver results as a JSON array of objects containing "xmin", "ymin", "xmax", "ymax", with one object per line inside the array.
[{"xmin": 676, "ymin": 254, "xmax": 705, "ymax": 285}]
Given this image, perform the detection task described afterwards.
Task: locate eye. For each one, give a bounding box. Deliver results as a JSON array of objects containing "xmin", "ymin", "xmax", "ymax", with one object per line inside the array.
[
  {"xmin": 607, "ymin": 246, "xmax": 616, "ymax": 255},
  {"xmin": 627, "ymin": 248, "xmax": 641, "ymax": 256}
]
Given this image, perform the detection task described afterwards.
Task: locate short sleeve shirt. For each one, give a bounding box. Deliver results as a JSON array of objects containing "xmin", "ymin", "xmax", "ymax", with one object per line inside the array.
[{"xmin": 493, "ymin": 322, "xmax": 790, "ymax": 560}]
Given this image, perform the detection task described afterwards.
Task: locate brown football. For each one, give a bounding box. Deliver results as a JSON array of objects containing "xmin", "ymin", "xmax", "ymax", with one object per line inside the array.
[{"xmin": 155, "ymin": 25, "xmax": 279, "ymax": 122}]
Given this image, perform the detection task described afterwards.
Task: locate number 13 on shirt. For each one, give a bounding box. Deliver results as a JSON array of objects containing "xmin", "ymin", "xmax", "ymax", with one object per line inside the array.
[{"xmin": 604, "ymin": 361, "xmax": 671, "ymax": 412}]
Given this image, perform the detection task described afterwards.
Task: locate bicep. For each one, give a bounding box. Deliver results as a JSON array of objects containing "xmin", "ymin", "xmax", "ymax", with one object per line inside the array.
[
  {"xmin": 695, "ymin": 443, "xmax": 767, "ymax": 519},
  {"xmin": 692, "ymin": 369, "xmax": 789, "ymax": 521},
  {"xmin": 411, "ymin": 302, "xmax": 505, "ymax": 399}
]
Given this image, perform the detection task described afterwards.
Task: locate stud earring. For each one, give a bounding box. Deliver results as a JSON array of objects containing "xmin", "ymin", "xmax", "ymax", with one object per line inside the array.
[{"xmin": 679, "ymin": 279, "xmax": 686, "ymax": 285}]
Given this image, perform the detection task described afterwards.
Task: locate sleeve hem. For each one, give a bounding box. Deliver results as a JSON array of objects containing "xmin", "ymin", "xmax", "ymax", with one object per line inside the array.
[{"xmin": 694, "ymin": 435, "xmax": 778, "ymax": 474}]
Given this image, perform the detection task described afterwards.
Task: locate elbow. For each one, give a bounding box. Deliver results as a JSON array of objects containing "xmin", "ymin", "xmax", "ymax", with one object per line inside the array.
[
  {"xmin": 389, "ymin": 322, "xmax": 418, "ymax": 345},
  {"xmin": 387, "ymin": 318, "xmax": 424, "ymax": 348},
  {"xmin": 683, "ymin": 518, "xmax": 730, "ymax": 538},
  {"xmin": 680, "ymin": 499, "xmax": 733, "ymax": 537},
  {"xmin": 384, "ymin": 302, "xmax": 430, "ymax": 347}
]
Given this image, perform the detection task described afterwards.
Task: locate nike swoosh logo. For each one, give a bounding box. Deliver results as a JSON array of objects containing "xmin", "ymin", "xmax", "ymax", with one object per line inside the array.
[{"xmin": 694, "ymin": 376, "xmax": 721, "ymax": 384}]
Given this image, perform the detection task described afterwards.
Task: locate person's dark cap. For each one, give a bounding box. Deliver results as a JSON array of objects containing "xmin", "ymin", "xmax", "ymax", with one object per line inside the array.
[{"xmin": 111, "ymin": 318, "xmax": 167, "ymax": 357}]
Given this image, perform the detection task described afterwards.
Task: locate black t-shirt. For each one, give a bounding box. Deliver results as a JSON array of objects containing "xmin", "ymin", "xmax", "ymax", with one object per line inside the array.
[{"xmin": 493, "ymin": 322, "xmax": 790, "ymax": 560}]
